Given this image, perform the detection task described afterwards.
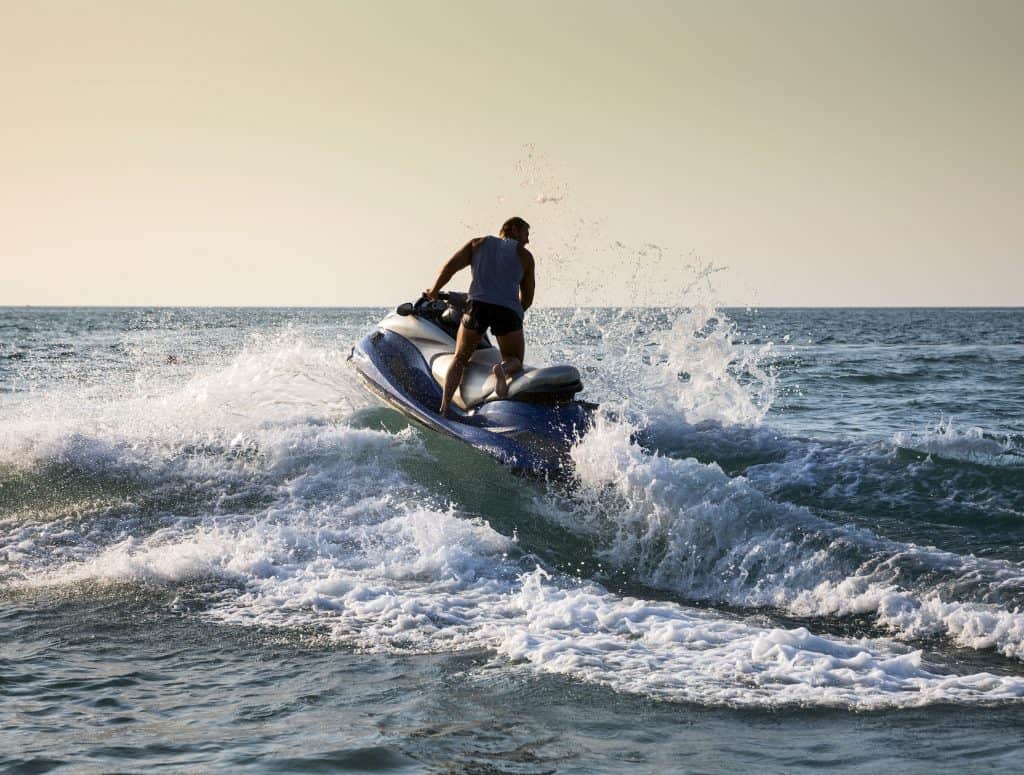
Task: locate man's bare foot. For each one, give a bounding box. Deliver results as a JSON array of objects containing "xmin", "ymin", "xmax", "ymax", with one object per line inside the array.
[
  {"xmin": 439, "ymin": 402, "xmax": 449, "ymax": 417},
  {"xmin": 492, "ymin": 363, "xmax": 509, "ymax": 399}
]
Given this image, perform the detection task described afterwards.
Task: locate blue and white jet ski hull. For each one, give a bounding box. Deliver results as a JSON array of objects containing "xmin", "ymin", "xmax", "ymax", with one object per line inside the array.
[{"xmin": 351, "ymin": 305, "xmax": 594, "ymax": 474}]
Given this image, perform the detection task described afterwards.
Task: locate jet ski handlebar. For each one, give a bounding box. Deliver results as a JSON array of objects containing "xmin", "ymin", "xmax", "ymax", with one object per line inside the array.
[{"xmin": 398, "ymin": 292, "xmax": 468, "ymax": 318}]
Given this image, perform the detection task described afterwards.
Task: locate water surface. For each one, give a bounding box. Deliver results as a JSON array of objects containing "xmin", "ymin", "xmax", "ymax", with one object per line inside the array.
[{"xmin": 3, "ymin": 306, "xmax": 1024, "ymax": 772}]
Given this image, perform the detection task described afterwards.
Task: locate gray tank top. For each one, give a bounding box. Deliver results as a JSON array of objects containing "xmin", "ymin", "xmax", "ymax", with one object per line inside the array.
[{"xmin": 468, "ymin": 236, "xmax": 524, "ymax": 316}]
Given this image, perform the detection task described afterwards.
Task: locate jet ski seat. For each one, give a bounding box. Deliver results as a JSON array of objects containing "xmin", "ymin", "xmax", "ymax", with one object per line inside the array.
[
  {"xmin": 378, "ymin": 308, "xmax": 583, "ymax": 411},
  {"xmin": 430, "ymin": 349, "xmax": 583, "ymax": 410}
]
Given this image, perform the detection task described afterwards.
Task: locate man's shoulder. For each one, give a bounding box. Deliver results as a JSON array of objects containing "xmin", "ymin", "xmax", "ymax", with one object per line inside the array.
[{"xmin": 517, "ymin": 244, "xmax": 534, "ymax": 262}]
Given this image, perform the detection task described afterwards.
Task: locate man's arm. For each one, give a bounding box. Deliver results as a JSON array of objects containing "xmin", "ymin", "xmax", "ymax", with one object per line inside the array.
[
  {"xmin": 426, "ymin": 238, "xmax": 484, "ymax": 299},
  {"xmin": 519, "ymin": 248, "xmax": 536, "ymax": 312}
]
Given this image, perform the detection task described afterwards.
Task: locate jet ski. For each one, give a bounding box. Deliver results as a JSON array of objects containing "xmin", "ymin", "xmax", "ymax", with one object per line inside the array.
[{"xmin": 350, "ymin": 292, "xmax": 595, "ymax": 474}]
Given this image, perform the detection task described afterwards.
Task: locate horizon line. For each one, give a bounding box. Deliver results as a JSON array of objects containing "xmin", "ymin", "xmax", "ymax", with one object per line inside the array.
[{"xmin": 2, "ymin": 304, "xmax": 1022, "ymax": 311}]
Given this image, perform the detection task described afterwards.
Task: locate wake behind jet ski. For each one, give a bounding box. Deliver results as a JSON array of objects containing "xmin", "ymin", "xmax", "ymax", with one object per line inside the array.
[{"xmin": 351, "ymin": 292, "xmax": 596, "ymax": 474}]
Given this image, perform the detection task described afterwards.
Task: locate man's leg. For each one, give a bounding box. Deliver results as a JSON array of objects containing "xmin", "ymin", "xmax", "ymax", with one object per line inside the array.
[
  {"xmin": 440, "ymin": 323, "xmax": 483, "ymax": 416},
  {"xmin": 491, "ymin": 330, "xmax": 525, "ymax": 399}
]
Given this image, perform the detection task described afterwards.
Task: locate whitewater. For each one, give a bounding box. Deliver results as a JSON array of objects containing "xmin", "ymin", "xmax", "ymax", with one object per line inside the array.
[{"xmin": 3, "ymin": 304, "xmax": 1024, "ymax": 772}]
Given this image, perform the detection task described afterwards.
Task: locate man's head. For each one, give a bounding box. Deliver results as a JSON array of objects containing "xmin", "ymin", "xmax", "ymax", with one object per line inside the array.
[{"xmin": 500, "ymin": 216, "xmax": 530, "ymax": 246}]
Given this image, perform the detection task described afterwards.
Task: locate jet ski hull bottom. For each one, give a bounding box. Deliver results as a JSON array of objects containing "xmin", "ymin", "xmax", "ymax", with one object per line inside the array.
[{"xmin": 352, "ymin": 328, "xmax": 594, "ymax": 474}]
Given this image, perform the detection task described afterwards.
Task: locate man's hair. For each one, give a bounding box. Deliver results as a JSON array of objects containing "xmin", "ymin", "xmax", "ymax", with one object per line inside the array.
[{"xmin": 500, "ymin": 216, "xmax": 530, "ymax": 237}]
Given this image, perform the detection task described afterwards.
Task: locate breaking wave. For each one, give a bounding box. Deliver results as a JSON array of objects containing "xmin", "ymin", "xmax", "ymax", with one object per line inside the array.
[{"xmin": 3, "ymin": 305, "xmax": 1024, "ymax": 710}]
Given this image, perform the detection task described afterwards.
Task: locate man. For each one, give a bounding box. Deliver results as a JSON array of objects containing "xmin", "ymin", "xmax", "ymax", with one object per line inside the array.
[{"xmin": 425, "ymin": 217, "xmax": 535, "ymax": 416}]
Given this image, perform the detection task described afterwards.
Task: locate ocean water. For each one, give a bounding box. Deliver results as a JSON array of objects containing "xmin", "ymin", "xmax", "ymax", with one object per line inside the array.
[{"xmin": 3, "ymin": 305, "xmax": 1024, "ymax": 773}]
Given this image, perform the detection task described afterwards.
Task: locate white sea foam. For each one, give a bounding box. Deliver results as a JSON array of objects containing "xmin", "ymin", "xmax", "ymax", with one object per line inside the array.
[
  {"xmin": 486, "ymin": 571, "xmax": 1024, "ymax": 709},
  {"xmin": 641, "ymin": 301, "xmax": 776, "ymax": 427},
  {"xmin": 0, "ymin": 336, "xmax": 365, "ymax": 472},
  {"xmin": 19, "ymin": 492, "xmax": 1024, "ymax": 709},
  {"xmin": 560, "ymin": 300, "xmax": 777, "ymax": 430},
  {"xmin": 894, "ymin": 417, "xmax": 1023, "ymax": 467},
  {"xmin": 567, "ymin": 413, "xmax": 1024, "ymax": 660}
]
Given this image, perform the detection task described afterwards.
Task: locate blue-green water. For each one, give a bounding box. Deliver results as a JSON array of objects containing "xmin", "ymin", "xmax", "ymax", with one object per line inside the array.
[{"xmin": 3, "ymin": 306, "xmax": 1024, "ymax": 773}]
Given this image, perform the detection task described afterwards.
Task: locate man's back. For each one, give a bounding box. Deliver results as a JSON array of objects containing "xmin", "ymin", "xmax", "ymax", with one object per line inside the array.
[{"xmin": 468, "ymin": 236, "xmax": 525, "ymax": 316}]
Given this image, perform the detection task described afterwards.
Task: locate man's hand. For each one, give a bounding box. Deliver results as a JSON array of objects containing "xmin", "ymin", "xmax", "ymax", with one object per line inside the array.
[{"xmin": 424, "ymin": 288, "xmax": 439, "ymax": 300}]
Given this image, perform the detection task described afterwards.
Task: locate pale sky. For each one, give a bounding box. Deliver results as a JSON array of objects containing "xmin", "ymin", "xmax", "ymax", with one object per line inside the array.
[{"xmin": 2, "ymin": 0, "xmax": 1022, "ymax": 306}]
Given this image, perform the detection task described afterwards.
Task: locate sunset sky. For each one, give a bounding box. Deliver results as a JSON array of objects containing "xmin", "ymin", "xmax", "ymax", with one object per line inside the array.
[{"xmin": 3, "ymin": 0, "xmax": 1021, "ymax": 306}]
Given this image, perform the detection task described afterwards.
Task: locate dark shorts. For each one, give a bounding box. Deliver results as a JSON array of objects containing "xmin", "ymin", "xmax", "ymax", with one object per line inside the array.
[{"xmin": 461, "ymin": 300, "xmax": 523, "ymax": 337}]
